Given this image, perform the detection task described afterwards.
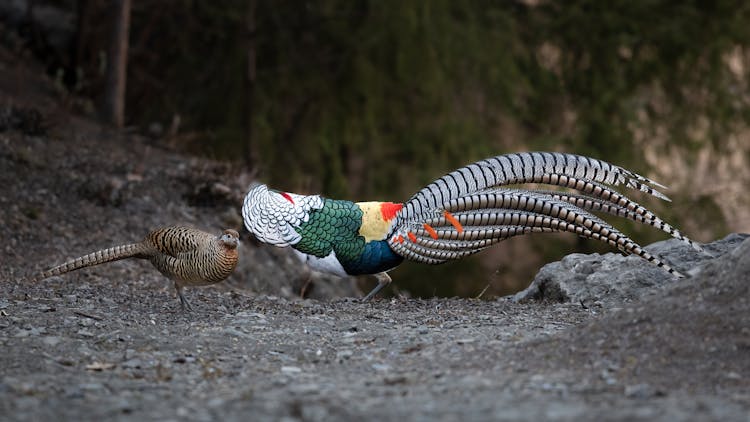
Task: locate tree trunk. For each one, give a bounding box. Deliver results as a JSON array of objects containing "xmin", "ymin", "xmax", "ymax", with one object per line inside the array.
[
  {"xmin": 102, "ymin": 0, "xmax": 131, "ymax": 128},
  {"xmin": 243, "ymin": 0, "xmax": 257, "ymax": 167},
  {"xmin": 71, "ymin": 0, "xmax": 90, "ymax": 91}
]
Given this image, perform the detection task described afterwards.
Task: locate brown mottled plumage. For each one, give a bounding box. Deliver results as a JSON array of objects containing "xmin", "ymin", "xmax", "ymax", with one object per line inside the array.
[{"xmin": 34, "ymin": 226, "xmax": 240, "ymax": 310}]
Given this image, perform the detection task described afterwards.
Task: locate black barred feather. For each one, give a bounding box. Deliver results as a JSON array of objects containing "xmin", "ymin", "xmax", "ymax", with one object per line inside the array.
[
  {"xmin": 35, "ymin": 243, "xmax": 150, "ymax": 280},
  {"xmin": 388, "ymin": 152, "xmax": 699, "ymax": 277}
]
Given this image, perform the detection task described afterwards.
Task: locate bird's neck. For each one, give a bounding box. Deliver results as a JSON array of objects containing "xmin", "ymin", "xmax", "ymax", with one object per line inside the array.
[{"xmin": 355, "ymin": 201, "xmax": 403, "ymax": 242}]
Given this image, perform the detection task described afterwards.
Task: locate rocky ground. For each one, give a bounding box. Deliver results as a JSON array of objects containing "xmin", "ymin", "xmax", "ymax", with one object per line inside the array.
[{"xmin": 1, "ymin": 46, "xmax": 749, "ymax": 421}]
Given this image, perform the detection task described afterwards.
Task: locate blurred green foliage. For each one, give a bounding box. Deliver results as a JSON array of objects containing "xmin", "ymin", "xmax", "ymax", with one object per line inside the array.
[{"xmin": 121, "ymin": 0, "xmax": 750, "ymax": 199}]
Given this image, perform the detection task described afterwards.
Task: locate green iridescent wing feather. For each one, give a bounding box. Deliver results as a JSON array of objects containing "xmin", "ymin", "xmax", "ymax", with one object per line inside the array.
[{"xmin": 294, "ymin": 199, "xmax": 366, "ymax": 262}]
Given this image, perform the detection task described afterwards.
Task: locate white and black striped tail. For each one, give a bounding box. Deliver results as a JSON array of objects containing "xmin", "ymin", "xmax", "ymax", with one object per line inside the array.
[
  {"xmin": 388, "ymin": 152, "xmax": 696, "ymax": 277},
  {"xmin": 396, "ymin": 152, "xmax": 670, "ymax": 224}
]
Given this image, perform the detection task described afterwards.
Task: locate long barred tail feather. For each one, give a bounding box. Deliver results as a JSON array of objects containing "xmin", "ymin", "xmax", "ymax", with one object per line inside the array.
[
  {"xmin": 34, "ymin": 243, "xmax": 150, "ymax": 281},
  {"xmin": 399, "ymin": 152, "xmax": 670, "ymax": 221},
  {"xmin": 535, "ymin": 189, "xmax": 701, "ymax": 251},
  {"xmin": 388, "ymin": 152, "xmax": 697, "ymax": 277}
]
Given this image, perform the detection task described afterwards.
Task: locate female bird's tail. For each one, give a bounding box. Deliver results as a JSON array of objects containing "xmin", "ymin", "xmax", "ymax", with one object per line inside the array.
[{"xmin": 33, "ymin": 243, "xmax": 150, "ymax": 281}]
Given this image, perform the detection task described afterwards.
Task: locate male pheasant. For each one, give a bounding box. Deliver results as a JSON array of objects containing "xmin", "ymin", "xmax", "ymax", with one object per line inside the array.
[{"xmin": 242, "ymin": 152, "xmax": 700, "ymax": 300}]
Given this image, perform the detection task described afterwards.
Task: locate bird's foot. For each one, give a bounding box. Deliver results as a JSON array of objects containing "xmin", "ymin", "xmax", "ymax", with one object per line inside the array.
[
  {"xmin": 361, "ymin": 272, "xmax": 392, "ymax": 302},
  {"xmin": 179, "ymin": 297, "xmax": 193, "ymax": 312},
  {"xmin": 175, "ymin": 283, "xmax": 193, "ymax": 312}
]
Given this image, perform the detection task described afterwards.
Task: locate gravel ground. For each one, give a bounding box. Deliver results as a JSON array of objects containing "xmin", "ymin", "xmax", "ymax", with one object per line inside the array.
[
  {"xmin": 1, "ymin": 46, "xmax": 749, "ymax": 422},
  {"xmin": 1, "ymin": 237, "xmax": 748, "ymax": 421}
]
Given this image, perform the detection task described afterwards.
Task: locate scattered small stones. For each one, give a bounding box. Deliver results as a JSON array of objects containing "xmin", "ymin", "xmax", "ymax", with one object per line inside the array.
[
  {"xmin": 335, "ymin": 350, "xmax": 354, "ymax": 360},
  {"xmin": 121, "ymin": 359, "xmax": 143, "ymax": 369},
  {"xmin": 0, "ymin": 105, "xmax": 46, "ymax": 136}
]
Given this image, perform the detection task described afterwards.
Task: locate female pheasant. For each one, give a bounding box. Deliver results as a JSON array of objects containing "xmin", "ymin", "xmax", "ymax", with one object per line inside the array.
[
  {"xmin": 242, "ymin": 152, "xmax": 701, "ymax": 300},
  {"xmin": 35, "ymin": 227, "xmax": 240, "ymax": 310}
]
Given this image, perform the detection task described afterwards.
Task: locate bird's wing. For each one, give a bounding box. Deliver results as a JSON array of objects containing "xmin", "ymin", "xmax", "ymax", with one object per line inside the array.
[
  {"xmin": 242, "ymin": 184, "xmax": 325, "ymax": 247},
  {"xmin": 147, "ymin": 226, "xmax": 207, "ymax": 257}
]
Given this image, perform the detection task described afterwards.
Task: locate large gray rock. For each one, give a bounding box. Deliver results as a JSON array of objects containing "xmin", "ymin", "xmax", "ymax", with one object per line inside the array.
[{"xmin": 512, "ymin": 233, "xmax": 749, "ymax": 308}]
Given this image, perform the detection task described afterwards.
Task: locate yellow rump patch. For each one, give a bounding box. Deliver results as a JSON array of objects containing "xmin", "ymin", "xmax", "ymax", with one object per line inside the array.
[{"xmin": 356, "ymin": 201, "xmax": 395, "ymax": 242}]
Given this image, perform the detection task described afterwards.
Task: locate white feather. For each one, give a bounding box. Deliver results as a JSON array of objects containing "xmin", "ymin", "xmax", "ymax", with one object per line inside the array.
[
  {"xmin": 242, "ymin": 184, "xmax": 324, "ymax": 247},
  {"xmin": 293, "ymin": 249, "xmax": 348, "ymax": 277}
]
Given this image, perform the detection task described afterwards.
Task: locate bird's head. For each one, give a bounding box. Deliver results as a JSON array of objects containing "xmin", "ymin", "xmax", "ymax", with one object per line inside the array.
[{"xmin": 219, "ymin": 229, "xmax": 240, "ymax": 249}]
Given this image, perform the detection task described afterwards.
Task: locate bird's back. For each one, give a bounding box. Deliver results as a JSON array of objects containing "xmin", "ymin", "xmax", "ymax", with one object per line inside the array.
[{"xmin": 146, "ymin": 227, "xmax": 238, "ymax": 285}]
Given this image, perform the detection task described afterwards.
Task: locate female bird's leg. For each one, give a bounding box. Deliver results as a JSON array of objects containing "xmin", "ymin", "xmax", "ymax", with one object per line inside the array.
[
  {"xmin": 362, "ymin": 272, "xmax": 392, "ymax": 302},
  {"xmin": 175, "ymin": 282, "xmax": 193, "ymax": 312}
]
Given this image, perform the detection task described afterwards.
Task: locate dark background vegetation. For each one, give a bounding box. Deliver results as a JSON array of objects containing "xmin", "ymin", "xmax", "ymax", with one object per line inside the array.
[{"xmin": 2, "ymin": 0, "xmax": 749, "ymax": 297}]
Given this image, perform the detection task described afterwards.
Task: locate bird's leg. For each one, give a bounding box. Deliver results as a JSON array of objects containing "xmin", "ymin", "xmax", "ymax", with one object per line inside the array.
[
  {"xmin": 299, "ymin": 265, "xmax": 313, "ymax": 299},
  {"xmin": 175, "ymin": 282, "xmax": 193, "ymax": 312},
  {"xmin": 361, "ymin": 272, "xmax": 392, "ymax": 302}
]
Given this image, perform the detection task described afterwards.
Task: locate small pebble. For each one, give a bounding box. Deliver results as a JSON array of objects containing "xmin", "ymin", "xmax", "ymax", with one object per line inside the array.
[{"xmin": 281, "ymin": 366, "xmax": 302, "ymax": 374}]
